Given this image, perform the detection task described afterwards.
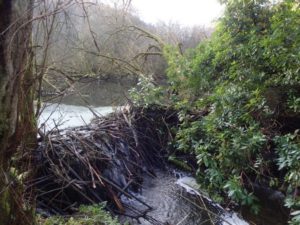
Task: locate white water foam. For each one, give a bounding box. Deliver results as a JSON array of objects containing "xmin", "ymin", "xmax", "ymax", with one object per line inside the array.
[
  {"xmin": 39, "ymin": 103, "xmax": 115, "ymax": 130},
  {"xmin": 176, "ymin": 176, "xmax": 249, "ymax": 225}
]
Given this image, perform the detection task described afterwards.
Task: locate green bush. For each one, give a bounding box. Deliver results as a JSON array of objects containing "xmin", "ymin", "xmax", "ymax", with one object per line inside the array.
[
  {"xmin": 162, "ymin": 0, "xmax": 300, "ymax": 221},
  {"xmin": 129, "ymin": 1, "xmax": 300, "ymax": 221},
  {"xmin": 38, "ymin": 204, "xmax": 122, "ymax": 225}
]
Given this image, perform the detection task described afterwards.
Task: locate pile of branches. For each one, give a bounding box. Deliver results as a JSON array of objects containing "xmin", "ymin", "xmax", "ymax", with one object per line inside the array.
[{"xmin": 29, "ymin": 105, "xmax": 178, "ymax": 215}]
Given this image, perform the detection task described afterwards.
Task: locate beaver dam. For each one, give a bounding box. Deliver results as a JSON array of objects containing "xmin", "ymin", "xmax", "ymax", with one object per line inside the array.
[{"xmin": 31, "ymin": 105, "xmax": 248, "ymax": 225}]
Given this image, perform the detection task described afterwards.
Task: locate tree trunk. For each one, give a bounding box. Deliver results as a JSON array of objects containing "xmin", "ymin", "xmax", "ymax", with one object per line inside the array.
[{"xmin": 0, "ymin": 1, "xmax": 36, "ymax": 225}]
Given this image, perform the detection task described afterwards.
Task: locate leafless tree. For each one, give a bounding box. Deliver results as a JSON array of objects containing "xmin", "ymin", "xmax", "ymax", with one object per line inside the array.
[{"xmin": 33, "ymin": 1, "xmax": 211, "ymax": 103}]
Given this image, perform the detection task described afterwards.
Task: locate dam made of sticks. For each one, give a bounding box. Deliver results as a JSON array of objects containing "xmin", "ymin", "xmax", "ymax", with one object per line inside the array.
[
  {"xmin": 31, "ymin": 104, "xmax": 255, "ymax": 225},
  {"xmin": 32, "ymin": 106, "xmax": 179, "ymax": 217}
]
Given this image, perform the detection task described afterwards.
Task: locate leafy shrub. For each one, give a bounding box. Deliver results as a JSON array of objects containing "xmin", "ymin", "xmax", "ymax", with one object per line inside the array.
[
  {"xmin": 162, "ymin": 0, "xmax": 300, "ymax": 221},
  {"xmin": 38, "ymin": 204, "xmax": 122, "ymax": 225},
  {"xmin": 275, "ymin": 133, "xmax": 300, "ymax": 224},
  {"xmin": 129, "ymin": 76, "xmax": 165, "ymax": 106},
  {"xmin": 130, "ymin": 0, "xmax": 300, "ymax": 222}
]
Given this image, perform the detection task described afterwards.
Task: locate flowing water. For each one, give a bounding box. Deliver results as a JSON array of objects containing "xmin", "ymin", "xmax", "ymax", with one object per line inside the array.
[
  {"xmin": 119, "ymin": 170, "xmax": 248, "ymax": 225},
  {"xmin": 40, "ymin": 103, "xmax": 248, "ymax": 225},
  {"xmin": 38, "ymin": 103, "xmax": 115, "ymax": 131}
]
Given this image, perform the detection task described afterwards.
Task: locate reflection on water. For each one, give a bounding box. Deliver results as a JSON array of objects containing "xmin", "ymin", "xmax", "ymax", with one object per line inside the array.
[
  {"xmin": 39, "ymin": 103, "xmax": 115, "ymax": 131},
  {"xmin": 43, "ymin": 80, "xmax": 135, "ymax": 106},
  {"xmin": 60, "ymin": 81, "xmax": 131, "ymax": 106}
]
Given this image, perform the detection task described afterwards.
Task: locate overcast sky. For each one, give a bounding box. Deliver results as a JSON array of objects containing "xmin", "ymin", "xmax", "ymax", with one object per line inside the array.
[{"xmin": 131, "ymin": 0, "xmax": 224, "ymax": 27}]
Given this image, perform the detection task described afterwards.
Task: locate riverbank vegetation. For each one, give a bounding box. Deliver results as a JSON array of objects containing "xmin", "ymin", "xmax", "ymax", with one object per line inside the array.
[
  {"xmin": 132, "ymin": 0, "xmax": 300, "ymax": 223},
  {"xmin": 1, "ymin": 0, "xmax": 299, "ymax": 224},
  {"xmin": 37, "ymin": 204, "xmax": 121, "ymax": 225}
]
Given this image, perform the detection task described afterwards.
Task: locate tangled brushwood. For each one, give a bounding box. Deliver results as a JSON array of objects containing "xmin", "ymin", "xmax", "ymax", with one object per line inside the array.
[{"xmin": 29, "ymin": 106, "xmax": 178, "ymax": 215}]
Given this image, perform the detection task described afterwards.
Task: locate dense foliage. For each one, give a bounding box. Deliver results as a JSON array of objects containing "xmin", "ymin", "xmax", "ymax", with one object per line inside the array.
[
  {"xmin": 133, "ymin": 0, "xmax": 300, "ymax": 223},
  {"xmin": 38, "ymin": 204, "xmax": 121, "ymax": 225}
]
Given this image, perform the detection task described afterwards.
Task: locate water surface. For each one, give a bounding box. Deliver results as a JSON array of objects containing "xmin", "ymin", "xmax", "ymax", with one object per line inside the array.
[
  {"xmin": 120, "ymin": 170, "xmax": 248, "ymax": 225},
  {"xmin": 38, "ymin": 103, "xmax": 115, "ymax": 131}
]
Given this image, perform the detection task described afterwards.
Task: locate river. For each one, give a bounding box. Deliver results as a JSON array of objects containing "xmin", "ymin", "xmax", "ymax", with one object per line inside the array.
[
  {"xmin": 119, "ymin": 170, "xmax": 248, "ymax": 225},
  {"xmin": 38, "ymin": 103, "xmax": 115, "ymax": 131}
]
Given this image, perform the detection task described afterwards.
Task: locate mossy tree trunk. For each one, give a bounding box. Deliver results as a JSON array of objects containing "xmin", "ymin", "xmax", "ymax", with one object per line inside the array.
[{"xmin": 0, "ymin": 0, "xmax": 36, "ymax": 225}]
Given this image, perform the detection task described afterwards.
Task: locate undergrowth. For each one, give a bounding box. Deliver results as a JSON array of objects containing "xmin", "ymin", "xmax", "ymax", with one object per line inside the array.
[{"xmin": 37, "ymin": 204, "xmax": 122, "ymax": 225}]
